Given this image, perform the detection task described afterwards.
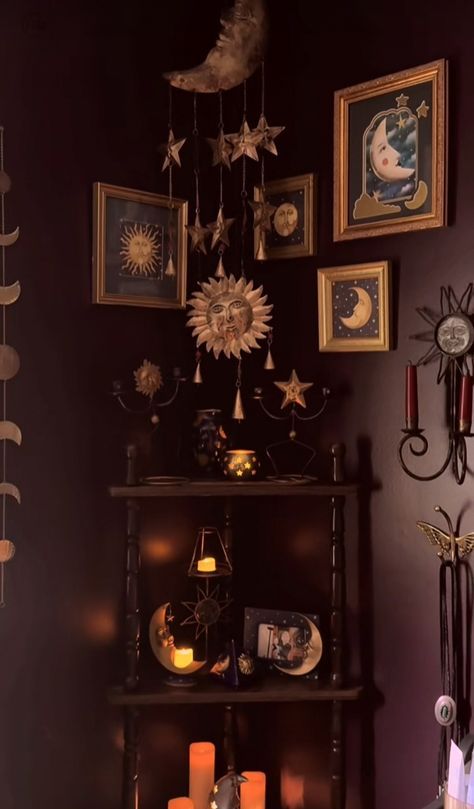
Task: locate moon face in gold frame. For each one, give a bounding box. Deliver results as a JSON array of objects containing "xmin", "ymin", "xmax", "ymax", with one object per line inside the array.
[
  {"xmin": 149, "ymin": 602, "xmax": 206, "ymax": 675},
  {"xmin": 120, "ymin": 222, "xmax": 161, "ymax": 278},
  {"xmin": 339, "ymin": 287, "xmax": 373, "ymax": 330},
  {"xmin": 187, "ymin": 274, "xmax": 272, "ymax": 359},
  {"xmin": 370, "ymin": 117, "xmax": 415, "ymax": 183},
  {"xmin": 273, "ymin": 203, "xmax": 298, "ymax": 237}
]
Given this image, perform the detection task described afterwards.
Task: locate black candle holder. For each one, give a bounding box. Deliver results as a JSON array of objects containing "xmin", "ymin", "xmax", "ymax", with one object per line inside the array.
[{"xmin": 398, "ymin": 284, "xmax": 474, "ymax": 485}]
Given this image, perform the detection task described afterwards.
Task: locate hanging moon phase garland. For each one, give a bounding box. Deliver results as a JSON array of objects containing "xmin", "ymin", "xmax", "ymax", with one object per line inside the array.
[
  {"xmin": 149, "ymin": 602, "xmax": 206, "ymax": 675},
  {"xmin": 163, "ymin": 0, "xmax": 267, "ymax": 93},
  {"xmin": 186, "ymin": 274, "xmax": 273, "ymax": 359},
  {"xmin": 0, "ymin": 130, "xmax": 21, "ymax": 607}
]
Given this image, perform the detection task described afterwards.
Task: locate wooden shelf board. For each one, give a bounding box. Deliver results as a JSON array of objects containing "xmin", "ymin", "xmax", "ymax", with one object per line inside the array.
[
  {"xmin": 108, "ymin": 678, "xmax": 363, "ymax": 706},
  {"xmin": 109, "ymin": 481, "xmax": 359, "ymax": 498}
]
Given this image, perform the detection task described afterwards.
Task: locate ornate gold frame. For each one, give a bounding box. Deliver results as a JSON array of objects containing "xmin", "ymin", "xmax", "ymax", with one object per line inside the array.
[
  {"xmin": 334, "ymin": 59, "xmax": 447, "ymax": 241},
  {"xmin": 318, "ymin": 261, "xmax": 391, "ymax": 352},
  {"xmin": 92, "ymin": 182, "xmax": 188, "ymax": 309},
  {"xmin": 254, "ymin": 173, "xmax": 316, "ymax": 259}
]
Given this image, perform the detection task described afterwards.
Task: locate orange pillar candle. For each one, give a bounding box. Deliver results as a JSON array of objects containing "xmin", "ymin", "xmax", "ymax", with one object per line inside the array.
[
  {"xmin": 169, "ymin": 799, "xmax": 194, "ymax": 809},
  {"xmin": 241, "ymin": 771, "xmax": 266, "ymax": 809},
  {"xmin": 189, "ymin": 742, "xmax": 215, "ymax": 809}
]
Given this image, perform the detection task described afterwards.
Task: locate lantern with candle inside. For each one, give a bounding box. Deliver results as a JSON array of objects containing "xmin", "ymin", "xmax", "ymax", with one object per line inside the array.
[
  {"xmin": 223, "ymin": 450, "xmax": 260, "ymax": 481},
  {"xmin": 187, "ymin": 526, "xmax": 232, "ymax": 578}
]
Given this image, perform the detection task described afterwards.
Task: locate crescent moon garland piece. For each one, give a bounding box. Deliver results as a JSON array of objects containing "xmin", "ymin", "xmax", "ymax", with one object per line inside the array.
[
  {"xmin": 187, "ymin": 274, "xmax": 273, "ymax": 360},
  {"xmin": 163, "ymin": 0, "xmax": 267, "ymax": 93},
  {"xmin": 0, "ymin": 129, "xmax": 21, "ymax": 608}
]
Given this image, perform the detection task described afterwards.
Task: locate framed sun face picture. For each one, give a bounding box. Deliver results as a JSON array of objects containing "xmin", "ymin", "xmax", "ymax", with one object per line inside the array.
[
  {"xmin": 318, "ymin": 261, "xmax": 391, "ymax": 352},
  {"xmin": 92, "ymin": 182, "xmax": 188, "ymax": 309},
  {"xmin": 334, "ymin": 59, "xmax": 447, "ymax": 241},
  {"xmin": 253, "ymin": 173, "xmax": 316, "ymax": 259}
]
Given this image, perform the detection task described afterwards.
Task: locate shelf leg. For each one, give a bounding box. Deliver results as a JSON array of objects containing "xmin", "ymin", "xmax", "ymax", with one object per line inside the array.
[
  {"xmin": 330, "ymin": 494, "xmax": 345, "ymax": 688},
  {"xmin": 330, "ymin": 701, "xmax": 344, "ymax": 809},
  {"xmin": 125, "ymin": 497, "xmax": 140, "ymax": 691},
  {"xmin": 223, "ymin": 704, "xmax": 236, "ymax": 772},
  {"xmin": 122, "ymin": 706, "xmax": 139, "ymax": 809}
]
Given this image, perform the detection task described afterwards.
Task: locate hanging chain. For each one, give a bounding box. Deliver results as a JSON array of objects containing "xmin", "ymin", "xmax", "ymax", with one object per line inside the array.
[
  {"xmin": 240, "ymin": 82, "xmax": 248, "ymax": 282},
  {"xmin": 236, "ymin": 358, "xmax": 242, "ymax": 389},
  {"xmin": 0, "ymin": 127, "xmax": 6, "ymax": 606}
]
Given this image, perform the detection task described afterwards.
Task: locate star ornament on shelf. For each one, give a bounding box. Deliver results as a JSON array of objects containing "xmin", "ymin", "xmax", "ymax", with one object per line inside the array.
[
  {"xmin": 254, "ymin": 113, "xmax": 285, "ymax": 156},
  {"xmin": 249, "ymin": 199, "xmax": 276, "ymax": 232},
  {"xmin": 228, "ymin": 120, "xmax": 260, "ymax": 162},
  {"xmin": 207, "ymin": 207, "xmax": 235, "ymax": 250},
  {"xmin": 206, "ymin": 129, "xmax": 233, "ymax": 170},
  {"xmin": 186, "ymin": 212, "xmax": 210, "ymax": 254},
  {"xmin": 160, "ymin": 128, "xmax": 186, "ymax": 171},
  {"xmin": 274, "ymin": 369, "xmax": 314, "ymax": 409}
]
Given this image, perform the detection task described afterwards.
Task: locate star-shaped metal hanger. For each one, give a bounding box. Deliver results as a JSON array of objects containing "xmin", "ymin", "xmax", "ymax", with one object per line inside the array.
[
  {"xmin": 160, "ymin": 128, "xmax": 186, "ymax": 171},
  {"xmin": 249, "ymin": 198, "xmax": 276, "ymax": 232},
  {"xmin": 186, "ymin": 212, "xmax": 210, "ymax": 254},
  {"xmin": 207, "ymin": 207, "xmax": 235, "ymax": 250},
  {"xmin": 253, "ymin": 113, "xmax": 285, "ymax": 156},
  {"xmin": 274, "ymin": 369, "xmax": 314, "ymax": 409},
  {"xmin": 206, "ymin": 129, "xmax": 233, "ymax": 170},
  {"xmin": 227, "ymin": 120, "xmax": 260, "ymax": 162}
]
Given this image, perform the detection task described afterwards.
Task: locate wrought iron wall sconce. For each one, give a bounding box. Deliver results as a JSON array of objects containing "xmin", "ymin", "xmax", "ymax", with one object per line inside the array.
[
  {"xmin": 253, "ymin": 369, "xmax": 330, "ymax": 479},
  {"xmin": 112, "ymin": 362, "xmax": 186, "ymax": 427},
  {"xmin": 399, "ymin": 285, "xmax": 474, "ymax": 485}
]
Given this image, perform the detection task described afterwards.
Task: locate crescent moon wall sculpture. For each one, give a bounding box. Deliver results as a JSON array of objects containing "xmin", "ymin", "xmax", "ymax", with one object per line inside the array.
[{"xmin": 0, "ymin": 129, "xmax": 21, "ymax": 607}]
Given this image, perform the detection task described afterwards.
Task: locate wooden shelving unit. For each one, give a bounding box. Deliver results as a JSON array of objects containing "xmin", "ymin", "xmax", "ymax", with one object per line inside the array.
[{"xmin": 109, "ymin": 443, "xmax": 361, "ymax": 809}]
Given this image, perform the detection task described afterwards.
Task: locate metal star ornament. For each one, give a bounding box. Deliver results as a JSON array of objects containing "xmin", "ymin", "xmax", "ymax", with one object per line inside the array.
[
  {"xmin": 274, "ymin": 369, "xmax": 314, "ymax": 409},
  {"xmin": 186, "ymin": 212, "xmax": 210, "ymax": 254},
  {"xmin": 396, "ymin": 92, "xmax": 409, "ymax": 107},
  {"xmin": 160, "ymin": 128, "xmax": 186, "ymax": 171},
  {"xmin": 249, "ymin": 198, "xmax": 276, "ymax": 232},
  {"xmin": 417, "ymin": 100, "xmax": 430, "ymax": 118},
  {"xmin": 206, "ymin": 129, "xmax": 233, "ymax": 170},
  {"xmin": 228, "ymin": 120, "xmax": 260, "ymax": 162},
  {"xmin": 207, "ymin": 207, "xmax": 235, "ymax": 250},
  {"xmin": 254, "ymin": 113, "xmax": 285, "ymax": 156}
]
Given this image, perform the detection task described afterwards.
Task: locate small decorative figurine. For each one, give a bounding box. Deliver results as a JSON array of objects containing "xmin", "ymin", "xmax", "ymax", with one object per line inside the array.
[
  {"xmin": 149, "ymin": 602, "xmax": 206, "ymax": 685},
  {"xmin": 209, "ymin": 772, "xmax": 248, "ymax": 809},
  {"xmin": 210, "ymin": 640, "xmax": 256, "ymax": 687}
]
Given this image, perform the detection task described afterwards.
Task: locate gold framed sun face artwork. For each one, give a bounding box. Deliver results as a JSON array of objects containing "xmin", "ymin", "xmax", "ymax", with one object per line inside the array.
[
  {"xmin": 92, "ymin": 183, "xmax": 188, "ymax": 309},
  {"xmin": 333, "ymin": 59, "xmax": 447, "ymax": 241},
  {"xmin": 318, "ymin": 261, "xmax": 391, "ymax": 352},
  {"xmin": 253, "ymin": 173, "xmax": 316, "ymax": 259}
]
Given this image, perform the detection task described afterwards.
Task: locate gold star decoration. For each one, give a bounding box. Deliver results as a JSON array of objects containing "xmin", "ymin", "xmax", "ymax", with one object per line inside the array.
[
  {"xmin": 210, "ymin": 801, "xmax": 218, "ymax": 809},
  {"xmin": 160, "ymin": 128, "xmax": 186, "ymax": 171},
  {"xmin": 227, "ymin": 120, "xmax": 260, "ymax": 162},
  {"xmin": 213, "ymin": 786, "xmax": 219, "ymax": 795},
  {"xmin": 206, "ymin": 129, "xmax": 233, "ymax": 170},
  {"xmin": 274, "ymin": 369, "xmax": 314, "ymax": 409},
  {"xmin": 397, "ymin": 115, "xmax": 407, "ymax": 129},
  {"xmin": 396, "ymin": 92, "xmax": 409, "ymax": 107},
  {"xmin": 207, "ymin": 207, "xmax": 235, "ymax": 250},
  {"xmin": 417, "ymin": 100, "xmax": 430, "ymax": 118},
  {"xmin": 186, "ymin": 212, "xmax": 210, "ymax": 254},
  {"xmin": 253, "ymin": 113, "xmax": 285, "ymax": 156},
  {"xmin": 249, "ymin": 199, "xmax": 276, "ymax": 232}
]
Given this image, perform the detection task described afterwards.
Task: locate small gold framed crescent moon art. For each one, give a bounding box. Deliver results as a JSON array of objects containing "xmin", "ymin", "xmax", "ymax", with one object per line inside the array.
[{"xmin": 317, "ymin": 261, "xmax": 391, "ymax": 352}]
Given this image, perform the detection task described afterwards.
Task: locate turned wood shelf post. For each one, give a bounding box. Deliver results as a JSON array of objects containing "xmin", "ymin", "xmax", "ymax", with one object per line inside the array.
[{"xmin": 124, "ymin": 445, "xmax": 140, "ymax": 809}]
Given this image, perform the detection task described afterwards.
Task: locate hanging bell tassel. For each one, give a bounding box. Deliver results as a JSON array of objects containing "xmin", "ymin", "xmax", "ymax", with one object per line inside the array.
[
  {"xmin": 264, "ymin": 346, "xmax": 275, "ymax": 370},
  {"xmin": 193, "ymin": 361, "xmax": 203, "ymax": 384},
  {"xmin": 215, "ymin": 255, "xmax": 226, "ymax": 279},
  {"xmin": 165, "ymin": 254, "xmax": 176, "ymax": 277},
  {"xmin": 232, "ymin": 388, "xmax": 245, "ymax": 421},
  {"xmin": 255, "ymin": 232, "xmax": 267, "ymax": 261}
]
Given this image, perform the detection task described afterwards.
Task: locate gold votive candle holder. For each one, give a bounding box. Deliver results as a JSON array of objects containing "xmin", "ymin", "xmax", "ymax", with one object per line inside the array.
[{"xmin": 223, "ymin": 450, "xmax": 259, "ymax": 481}]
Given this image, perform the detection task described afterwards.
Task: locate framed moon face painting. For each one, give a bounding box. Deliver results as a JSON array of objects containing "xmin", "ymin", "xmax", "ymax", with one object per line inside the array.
[
  {"xmin": 318, "ymin": 261, "xmax": 391, "ymax": 352},
  {"xmin": 253, "ymin": 173, "xmax": 316, "ymax": 259},
  {"xmin": 334, "ymin": 60, "xmax": 447, "ymax": 241},
  {"xmin": 92, "ymin": 183, "xmax": 188, "ymax": 309}
]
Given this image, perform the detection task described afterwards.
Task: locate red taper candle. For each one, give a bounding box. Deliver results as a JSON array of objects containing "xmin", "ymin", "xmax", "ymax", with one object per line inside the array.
[
  {"xmin": 405, "ymin": 363, "xmax": 418, "ymax": 430},
  {"xmin": 458, "ymin": 374, "xmax": 473, "ymax": 434}
]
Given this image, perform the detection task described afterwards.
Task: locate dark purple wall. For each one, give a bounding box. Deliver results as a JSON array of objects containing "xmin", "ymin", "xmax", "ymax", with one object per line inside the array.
[{"xmin": 0, "ymin": 1, "xmax": 472, "ymax": 808}]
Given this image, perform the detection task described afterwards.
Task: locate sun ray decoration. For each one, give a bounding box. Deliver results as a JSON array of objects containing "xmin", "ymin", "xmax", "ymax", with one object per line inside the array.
[
  {"xmin": 187, "ymin": 274, "xmax": 272, "ymax": 360},
  {"xmin": 120, "ymin": 222, "xmax": 161, "ymax": 278},
  {"xmin": 181, "ymin": 580, "xmax": 232, "ymax": 659},
  {"xmin": 399, "ymin": 283, "xmax": 474, "ymax": 484}
]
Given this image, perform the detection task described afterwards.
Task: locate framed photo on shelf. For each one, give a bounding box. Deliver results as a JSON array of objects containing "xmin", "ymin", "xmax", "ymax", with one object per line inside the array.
[
  {"xmin": 253, "ymin": 173, "xmax": 316, "ymax": 259},
  {"xmin": 92, "ymin": 182, "xmax": 188, "ymax": 309},
  {"xmin": 318, "ymin": 260, "xmax": 391, "ymax": 352},
  {"xmin": 333, "ymin": 59, "xmax": 447, "ymax": 241},
  {"xmin": 243, "ymin": 607, "xmax": 322, "ymax": 678}
]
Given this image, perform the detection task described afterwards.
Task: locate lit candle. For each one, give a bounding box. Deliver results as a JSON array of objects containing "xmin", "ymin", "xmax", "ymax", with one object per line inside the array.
[
  {"xmin": 173, "ymin": 648, "xmax": 193, "ymax": 669},
  {"xmin": 168, "ymin": 799, "xmax": 194, "ymax": 809},
  {"xmin": 197, "ymin": 557, "xmax": 217, "ymax": 573},
  {"xmin": 189, "ymin": 743, "xmax": 215, "ymax": 809},
  {"xmin": 459, "ymin": 374, "xmax": 473, "ymax": 434},
  {"xmin": 241, "ymin": 772, "xmax": 266, "ymax": 809},
  {"xmin": 405, "ymin": 363, "xmax": 419, "ymax": 430}
]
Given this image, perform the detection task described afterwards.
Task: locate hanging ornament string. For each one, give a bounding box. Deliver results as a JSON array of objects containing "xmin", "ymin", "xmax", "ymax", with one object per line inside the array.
[
  {"xmin": 0, "ymin": 128, "xmax": 5, "ymax": 606},
  {"xmin": 240, "ymin": 81, "xmax": 248, "ymax": 283},
  {"xmin": 186, "ymin": 94, "xmax": 210, "ymax": 268},
  {"xmin": 216, "ymin": 92, "xmax": 226, "ymax": 279},
  {"xmin": 165, "ymin": 86, "xmax": 177, "ymax": 278}
]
